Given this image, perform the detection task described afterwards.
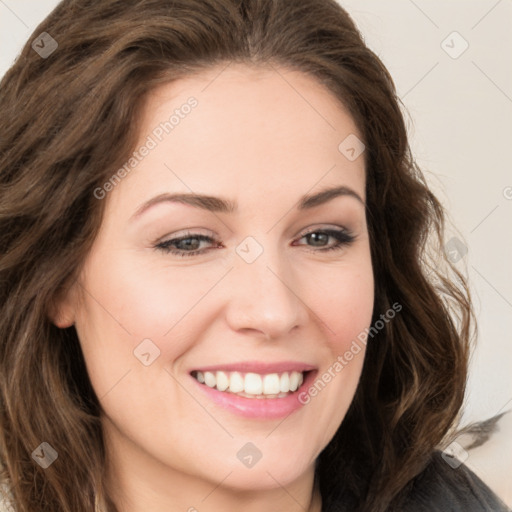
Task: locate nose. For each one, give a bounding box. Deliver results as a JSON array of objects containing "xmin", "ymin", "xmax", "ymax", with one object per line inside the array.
[{"xmin": 224, "ymin": 242, "xmax": 309, "ymax": 341}]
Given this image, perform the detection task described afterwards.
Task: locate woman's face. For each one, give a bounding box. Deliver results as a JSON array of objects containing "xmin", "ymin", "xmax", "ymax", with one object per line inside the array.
[{"xmin": 54, "ymin": 64, "xmax": 373, "ymax": 500}]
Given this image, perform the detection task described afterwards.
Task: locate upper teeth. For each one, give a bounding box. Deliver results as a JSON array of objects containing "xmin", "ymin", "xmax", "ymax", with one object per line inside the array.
[{"xmin": 194, "ymin": 370, "xmax": 304, "ymax": 396}]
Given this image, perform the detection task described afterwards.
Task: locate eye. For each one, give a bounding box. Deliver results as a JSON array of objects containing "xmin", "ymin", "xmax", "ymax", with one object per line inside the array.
[
  {"xmin": 155, "ymin": 232, "xmax": 219, "ymax": 257},
  {"xmin": 293, "ymin": 228, "xmax": 355, "ymax": 253},
  {"xmin": 154, "ymin": 228, "xmax": 355, "ymax": 257}
]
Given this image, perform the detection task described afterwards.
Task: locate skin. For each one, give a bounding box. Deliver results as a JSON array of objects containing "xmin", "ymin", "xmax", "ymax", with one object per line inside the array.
[{"xmin": 52, "ymin": 63, "xmax": 374, "ymax": 512}]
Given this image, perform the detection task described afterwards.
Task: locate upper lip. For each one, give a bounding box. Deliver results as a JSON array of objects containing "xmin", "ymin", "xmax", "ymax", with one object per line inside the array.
[{"xmin": 190, "ymin": 361, "xmax": 317, "ymax": 374}]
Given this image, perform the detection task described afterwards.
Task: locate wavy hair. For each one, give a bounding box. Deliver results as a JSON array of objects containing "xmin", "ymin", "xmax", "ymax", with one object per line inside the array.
[{"xmin": 0, "ymin": 0, "xmax": 474, "ymax": 510}]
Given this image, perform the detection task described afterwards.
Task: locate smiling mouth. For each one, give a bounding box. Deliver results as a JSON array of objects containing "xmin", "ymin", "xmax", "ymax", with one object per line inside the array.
[{"xmin": 191, "ymin": 370, "xmax": 310, "ymax": 399}]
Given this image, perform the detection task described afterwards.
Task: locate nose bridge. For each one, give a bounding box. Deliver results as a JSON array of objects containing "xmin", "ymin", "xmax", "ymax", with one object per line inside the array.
[{"xmin": 225, "ymin": 234, "xmax": 308, "ymax": 338}]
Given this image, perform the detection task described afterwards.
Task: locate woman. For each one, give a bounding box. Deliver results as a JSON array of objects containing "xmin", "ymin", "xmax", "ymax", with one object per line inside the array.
[{"xmin": 0, "ymin": 0, "xmax": 509, "ymax": 511}]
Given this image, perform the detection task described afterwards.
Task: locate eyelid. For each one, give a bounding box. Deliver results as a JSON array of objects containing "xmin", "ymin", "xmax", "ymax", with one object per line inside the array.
[
  {"xmin": 298, "ymin": 223, "xmax": 351, "ymax": 236},
  {"xmin": 157, "ymin": 228, "xmax": 215, "ymax": 242}
]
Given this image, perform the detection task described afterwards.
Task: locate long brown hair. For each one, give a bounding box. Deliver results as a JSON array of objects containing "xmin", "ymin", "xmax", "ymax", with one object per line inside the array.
[{"xmin": 0, "ymin": 1, "xmax": 474, "ymax": 510}]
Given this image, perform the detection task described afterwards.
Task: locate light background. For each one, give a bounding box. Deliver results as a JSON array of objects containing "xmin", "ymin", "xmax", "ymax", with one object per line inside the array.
[{"xmin": 1, "ymin": 0, "xmax": 511, "ymax": 502}]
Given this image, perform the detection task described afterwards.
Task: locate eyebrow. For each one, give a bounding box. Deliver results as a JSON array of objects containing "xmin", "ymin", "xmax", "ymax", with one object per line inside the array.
[{"xmin": 130, "ymin": 185, "xmax": 365, "ymax": 220}]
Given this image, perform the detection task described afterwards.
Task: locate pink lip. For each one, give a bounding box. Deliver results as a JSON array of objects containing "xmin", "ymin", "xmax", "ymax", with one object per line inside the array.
[
  {"xmin": 189, "ymin": 369, "xmax": 318, "ymax": 420},
  {"xmin": 190, "ymin": 360, "xmax": 317, "ymax": 374}
]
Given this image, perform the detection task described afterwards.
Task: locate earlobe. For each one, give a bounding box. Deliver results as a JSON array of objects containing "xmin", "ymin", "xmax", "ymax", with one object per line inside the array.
[
  {"xmin": 48, "ymin": 305, "xmax": 75, "ymax": 328},
  {"xmin": 47, "ymin": 283, "xmax": 77, "ymax": 328}
]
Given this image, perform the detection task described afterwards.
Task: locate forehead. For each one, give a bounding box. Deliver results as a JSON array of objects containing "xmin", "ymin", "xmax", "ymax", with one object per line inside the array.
[
  {"xmin": 108, "ymin": 63, "xmax": 366, "ymax": 217},
  {"xmin": 142, "ymin": 63, "xmax": 361, "ymax": 140}
]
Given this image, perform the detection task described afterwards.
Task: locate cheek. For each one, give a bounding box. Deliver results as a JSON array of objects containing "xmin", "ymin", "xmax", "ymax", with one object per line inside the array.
[
  {"xmin": 79, "ymin": 249, "xmax": 225, "ymax": 348},
  {"xmin": 73, "ymin": 253, "xmax": 238, "ymax": 408},
  {"xmin": 299, "ymin": 261, "xmax": 373, "ymax": 428},
  {"xmin": 334, "ymin": 278, "xmax": 374, "ymax": 349},
  {"xmin": 313, "ymin": 261, "xmax": 375, "ymax": 353}
]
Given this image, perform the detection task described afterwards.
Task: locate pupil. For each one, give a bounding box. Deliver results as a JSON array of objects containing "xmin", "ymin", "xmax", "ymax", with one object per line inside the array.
[
  {"xmin": 181, "ymin": 238, "xmax": 199, "ymax": 250},
  {"xmin": 309, "ymin": 233, "xmax": 327, "ymax": 246}
]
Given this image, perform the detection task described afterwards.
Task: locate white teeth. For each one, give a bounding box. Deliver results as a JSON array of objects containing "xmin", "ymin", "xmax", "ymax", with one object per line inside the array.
[
  {"xmin": 289, "ymin": 371, "xmax": 301, "ymax": 392},
  {"xmin": 244, "ymin": 373, "xmax": 263, "ymax": 394},
  {"xmin": 216, "ymin": 371, "xmax": 229, "ymax": 391},
  {"xmin": 193, "ymin": 370, "xmax": 306, "ymax": 397},
  {"xmin": 228, "ymin": 372, "xmax": 244, "ymax": 393},
  {"xmin": 279, "ymin": 372, "xmax": 290, "ymax": 393},
  {"xmin": 263, "ymin": 373, "xmax": 280, "ymax": 395},
  {"xmin": 204, "ymin": 371, "xmax": 216, "ymax": 388}
]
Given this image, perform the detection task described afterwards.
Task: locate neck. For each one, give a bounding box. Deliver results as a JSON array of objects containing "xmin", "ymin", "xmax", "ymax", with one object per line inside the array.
[
  {"xmin": 100, "ymin": 420, "xmax": 323, "ymax": 512},
  {"xmin": 102, "ymin": 466, "xmax": 323, "ymax": 512}
]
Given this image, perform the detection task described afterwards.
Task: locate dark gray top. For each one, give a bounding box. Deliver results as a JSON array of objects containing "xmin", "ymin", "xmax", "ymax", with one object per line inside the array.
[
  {"xmin": 327, "ymin": 450, "xmax": 511, "ymax": 511},
  {"xmin": 401, "ymin": 450, "xmax": 511, "ymax": 511}
]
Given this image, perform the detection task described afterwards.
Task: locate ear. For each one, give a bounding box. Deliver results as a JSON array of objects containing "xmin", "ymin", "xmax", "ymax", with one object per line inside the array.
[{"xmin": 47, "ymin": 280, "xmax": 78, "ymax": 328}]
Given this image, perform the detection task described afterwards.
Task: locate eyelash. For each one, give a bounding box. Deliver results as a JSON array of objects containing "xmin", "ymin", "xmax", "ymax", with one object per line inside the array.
[{"xmin": 155, "ymin": 228, "xmax": 355, "ymax": 258}]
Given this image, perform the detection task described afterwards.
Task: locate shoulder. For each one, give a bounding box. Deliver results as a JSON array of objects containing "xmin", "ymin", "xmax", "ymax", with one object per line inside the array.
[{"xmin": 400, "ymin": 449, "xmax": 511, "ymax": 511}]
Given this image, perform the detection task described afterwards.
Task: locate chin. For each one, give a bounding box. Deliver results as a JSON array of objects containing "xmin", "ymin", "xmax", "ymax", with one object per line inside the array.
[{"xmin": 209, "ymin": 451, "xmax": 315, "ymax": 491}]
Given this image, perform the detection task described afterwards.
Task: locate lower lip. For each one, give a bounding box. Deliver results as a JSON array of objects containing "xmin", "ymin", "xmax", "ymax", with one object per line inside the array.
[{"xmin": 191, "ymin": 371, "xmax": 317, "ymax": 419}]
